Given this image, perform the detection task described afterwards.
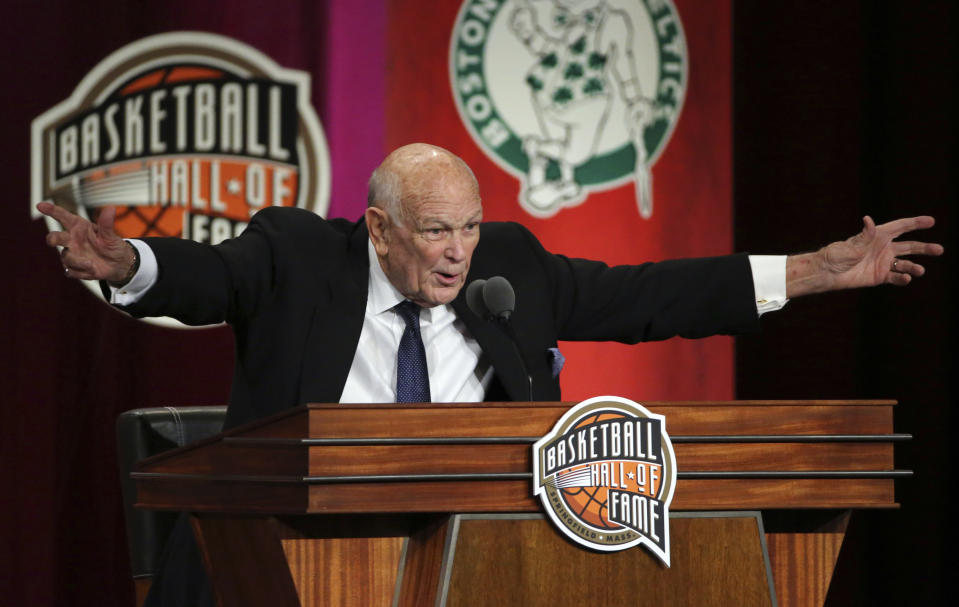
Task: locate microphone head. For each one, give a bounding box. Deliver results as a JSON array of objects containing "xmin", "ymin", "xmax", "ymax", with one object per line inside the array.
[
  {"xmin": 483, "ymin": 276, "xmax": 515, "ymax": 321},
  {"xmin": 465, "ymin": 279, "xmax": 490, "ymax": 319}
]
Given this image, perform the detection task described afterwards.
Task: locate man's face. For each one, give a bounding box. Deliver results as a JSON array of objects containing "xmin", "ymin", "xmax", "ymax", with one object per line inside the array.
[{"xmin": 370, "ymin": 170, "xmax": 482, "ymax": 307}]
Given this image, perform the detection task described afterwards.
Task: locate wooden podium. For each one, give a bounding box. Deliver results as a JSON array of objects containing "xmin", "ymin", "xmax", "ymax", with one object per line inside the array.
[{"xmin": 132, "ymin": 400, "xmax": 908, "ymax": 607}]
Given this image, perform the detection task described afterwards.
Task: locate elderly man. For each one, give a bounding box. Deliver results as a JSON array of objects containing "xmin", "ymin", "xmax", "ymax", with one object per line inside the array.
[{"xmin": 38, "ymin": 142, "xmax": 942, "ymax": 606}]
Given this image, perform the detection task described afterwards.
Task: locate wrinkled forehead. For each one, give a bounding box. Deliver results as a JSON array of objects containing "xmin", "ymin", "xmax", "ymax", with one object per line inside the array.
[
  {"xmin": 395, "ymin": 158, "xmax": 479, "ymax": 215},
  {"xmin": 402, "ymin": 161, "xmax": 476, "ymax": 195},
  {"xmin": 400, "ymin": 172, "xmax": 482, "ymax": 224}
]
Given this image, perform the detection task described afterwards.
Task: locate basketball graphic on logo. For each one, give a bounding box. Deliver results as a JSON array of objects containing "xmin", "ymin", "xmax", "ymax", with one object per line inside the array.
[
  {"xmin": 533, "ymin": 396, "xmax": 676, "ymax": 563},
  {"xmin": 557, "ymin": 410, "xmax": 627, "ymax": 529},
  {"xmin": 559, "ymin": 473, "xmax": 615, "ymax": 529},
  {"xmin": 84, "ymin": 65, "xmax": 235, "ymax": 240}
]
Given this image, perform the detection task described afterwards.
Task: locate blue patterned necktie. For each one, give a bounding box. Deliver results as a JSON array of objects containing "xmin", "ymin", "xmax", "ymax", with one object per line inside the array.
[{"xmin": 394, "ymin": 300, "xmax": 431, "ymax": 403}]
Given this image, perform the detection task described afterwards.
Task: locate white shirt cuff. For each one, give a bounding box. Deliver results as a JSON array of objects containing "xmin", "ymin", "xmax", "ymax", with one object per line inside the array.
[
  {"xmin": 109, "ymin": 240, "xmax": 158, "ymax": 306},
  {"xmin": 748, "ymin": 255, "xmax": 788, "ymax": 316}
]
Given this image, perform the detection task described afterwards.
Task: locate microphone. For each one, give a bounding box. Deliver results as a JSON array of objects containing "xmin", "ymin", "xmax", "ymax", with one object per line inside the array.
[
  {"xmin": 466, "ymin": 278, "xmax": 489, "ymax": 319},
  {"xmin": 482, "ymin": 276, "xmax": 515, "ymax": 322},
  {"xmin": 466, "ymin": 276, "xmax": 515, "ymax": 323},
  {"xmin": 465, "ymin": 276, "xmax": 532, "ymax": 401}
]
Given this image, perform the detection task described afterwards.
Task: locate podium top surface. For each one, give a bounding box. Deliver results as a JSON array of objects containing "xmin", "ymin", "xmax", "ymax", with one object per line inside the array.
[{"xmin": 132, "ymin": 400, "xmax": 905, "ymax": 514}]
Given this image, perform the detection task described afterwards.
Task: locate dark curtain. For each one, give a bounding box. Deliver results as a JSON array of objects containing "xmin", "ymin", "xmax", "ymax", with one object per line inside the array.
[
  {"xmin": 735, "ymin": 2, "xmax": 957, "ymax": 605},
  {"xmin": 0, "ymin": 2, "xmax": 330, "ymax": 605}
]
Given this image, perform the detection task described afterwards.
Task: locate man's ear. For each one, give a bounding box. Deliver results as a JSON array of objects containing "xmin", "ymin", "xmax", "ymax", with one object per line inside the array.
[{"xmin": 365, "ymin": 206, "xmax": 390, "ymax": 256}]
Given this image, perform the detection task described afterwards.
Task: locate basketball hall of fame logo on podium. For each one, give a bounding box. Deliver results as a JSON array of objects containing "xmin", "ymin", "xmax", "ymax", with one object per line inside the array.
[
  {"xmin": 31, "ymin": 32, "xmax": 330, "ymax": 328},
  {"xmin": 533, "ymin": 395, "xmax": 676, "ymax": 564}
]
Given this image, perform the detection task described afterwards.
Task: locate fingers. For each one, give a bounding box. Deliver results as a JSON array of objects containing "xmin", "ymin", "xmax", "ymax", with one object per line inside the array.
[
  {"xmin": 60, "ymin": 244, "xmax": 92, "ymax": 271},
  {"xmin": 97, "ymin": 206, "xmax": 119, "ymax": 239},
  {"xmin": 46, "ymin": 230, "xmax": 72, "ymax": 248},
  {"xmin": 876, "ymin": 215, "xmax": 936, "ymax": 238},
  {"xmin": 891, "ymin": 258, "xmax": 926, "ymax": 278},
  {"xmin": 61, "ymin": 250, "xmax": 96, "ymax": 280},
  {"xmin": 36, "ymin": 201, "xmax": 81, "ymax": 230},
  {"xmin": 894, "ymin": 240, "xmax": 945, "ymax": 257},
  {"xmin": 888, "ymin": 257, "xmax": 928, "ymax": 287},
  {"xmin": 887, "ymin": 272, "xmax": 912, "ymax": 287},
  {"xmin": 63, "ymin": 265, "xmax": 97, "ymax": 281}
]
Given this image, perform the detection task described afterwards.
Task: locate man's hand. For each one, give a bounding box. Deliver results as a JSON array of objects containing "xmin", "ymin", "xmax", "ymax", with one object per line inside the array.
[
  {"xmin": 37, "ymin": 202, "xmax": 135, "ymax": 283},
  {"xmin": 786, "ymin": 215, "xmax": 944, "ymax": 298}
]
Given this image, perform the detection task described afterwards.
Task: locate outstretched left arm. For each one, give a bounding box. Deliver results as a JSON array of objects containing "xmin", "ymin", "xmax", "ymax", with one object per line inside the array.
[{"xmin": 785, "ymin": 215, "xmax": 944, "ymax": 298}]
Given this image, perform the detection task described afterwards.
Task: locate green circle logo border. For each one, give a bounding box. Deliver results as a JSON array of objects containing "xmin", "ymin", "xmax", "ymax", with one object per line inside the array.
[{"xmin": 449, "ymin": 0, "xmax": 688, "ymax": 190}]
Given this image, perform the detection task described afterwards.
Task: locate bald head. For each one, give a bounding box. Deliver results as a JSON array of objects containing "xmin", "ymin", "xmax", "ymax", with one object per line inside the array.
[
  {"xmin": 364, "ymin": 144, "xmax": 484, "ymax": 307},
  {"xmin": 367, "ymin": 143, "xmax": 480, "ymax": 223}
]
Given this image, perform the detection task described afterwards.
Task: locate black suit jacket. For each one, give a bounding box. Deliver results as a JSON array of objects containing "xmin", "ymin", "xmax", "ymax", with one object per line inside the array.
[{"xmin": 120, "ymin": 207, "xmax": 758, "ymax": 429}]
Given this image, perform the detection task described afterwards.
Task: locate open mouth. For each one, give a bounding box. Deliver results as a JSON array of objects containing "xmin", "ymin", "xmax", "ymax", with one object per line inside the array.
[{"xmin": 435, "ymin": 271, "xmax": 459, "ymax": 285}]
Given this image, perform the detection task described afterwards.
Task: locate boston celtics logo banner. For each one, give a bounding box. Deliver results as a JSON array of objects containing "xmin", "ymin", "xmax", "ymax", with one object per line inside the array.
[
  {"xmin": 450, "ymin": 0, "xmax": 686, "ymax": 220},
  {"xmin": 400, "ymin": 0, "xmax": 735, "ymax": 401}
]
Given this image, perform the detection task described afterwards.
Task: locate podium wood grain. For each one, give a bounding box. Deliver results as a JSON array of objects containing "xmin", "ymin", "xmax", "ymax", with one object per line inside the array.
[
  {"xmin": 131, "ymin": 401, "xmax": 904, "ymax": 607},
  {"xmin": 445, "ymin": 516, "xmax": 773, "ymax": 607}
]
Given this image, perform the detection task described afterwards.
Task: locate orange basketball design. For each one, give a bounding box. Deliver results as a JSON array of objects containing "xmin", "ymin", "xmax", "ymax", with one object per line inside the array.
[
  {"xmin": 558, "ymin": 411, "xmax": 628, "ymax": 530},
  {"xmin": 92, "ymin": 67, "xmax": 223, "ymax": 239},
  {"xmin": 560, "ymin": 480, "xmax": 615, "ymax": 529}
]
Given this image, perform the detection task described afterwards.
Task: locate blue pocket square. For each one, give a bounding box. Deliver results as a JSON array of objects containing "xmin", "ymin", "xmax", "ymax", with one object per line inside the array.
[{"xmin": 547, "ymin": 347, "xmax": 565, "ymax": 379}]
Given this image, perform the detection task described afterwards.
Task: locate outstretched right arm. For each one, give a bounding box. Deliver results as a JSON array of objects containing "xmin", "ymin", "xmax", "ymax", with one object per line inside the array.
[{"xmin": 37, "ymin": 201, "xmax": 276, "ymax": 326}]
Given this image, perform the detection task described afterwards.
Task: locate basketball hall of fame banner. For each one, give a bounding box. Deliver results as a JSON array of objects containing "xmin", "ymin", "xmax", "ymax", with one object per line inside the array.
[
  {"xmin": 30, "ymin": 32, "xmax": 331, "ymax": 328},
  {"xmin": 386, "ymin": 0, "xmax": 734, "ymax": 400}
]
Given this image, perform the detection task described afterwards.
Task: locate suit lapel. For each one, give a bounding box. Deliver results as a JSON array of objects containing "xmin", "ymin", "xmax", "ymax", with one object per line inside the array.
[
  {"xmin": 452, "ymin": 297, "xmax": 531, "ymax": 402},
  {"xmin": 297, "ymin": 222, "xmax": 370, "ymax": 404}
]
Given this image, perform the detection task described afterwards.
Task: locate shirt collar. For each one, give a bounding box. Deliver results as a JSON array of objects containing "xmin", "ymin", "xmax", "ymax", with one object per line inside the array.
[{"xmin": 366, "ymin": 239, "xmax": 450, "ymax": 324}]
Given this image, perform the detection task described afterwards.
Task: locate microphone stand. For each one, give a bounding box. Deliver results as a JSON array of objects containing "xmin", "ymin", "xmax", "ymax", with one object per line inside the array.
[
  {"xmin": 495, "ymin": 314, "xmax": 534, "ymax": 402},
  {"xmin": 467, "ymin": 277, "xmax": 534, "ymax": 402}
]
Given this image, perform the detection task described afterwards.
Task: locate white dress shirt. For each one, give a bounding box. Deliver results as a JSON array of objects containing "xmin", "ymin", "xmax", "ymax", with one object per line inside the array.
[{"xmin": 338, "ymin": 241, "xmax": 493, "ymax": 403}]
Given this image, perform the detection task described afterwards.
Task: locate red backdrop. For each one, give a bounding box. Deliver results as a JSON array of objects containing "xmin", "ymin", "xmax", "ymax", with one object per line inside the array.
[{"xmin": 386, "ymin": 0, "xmax": 733, "ymax": 401}]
